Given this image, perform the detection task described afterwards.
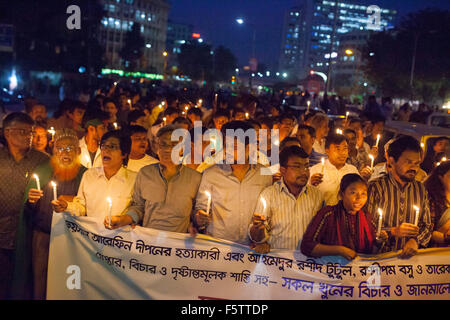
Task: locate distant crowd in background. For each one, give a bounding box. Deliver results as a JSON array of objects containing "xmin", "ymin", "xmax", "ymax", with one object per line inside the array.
[{"xmin": 0, "ymin": 80, "xmax": 448, "ymax": 300}]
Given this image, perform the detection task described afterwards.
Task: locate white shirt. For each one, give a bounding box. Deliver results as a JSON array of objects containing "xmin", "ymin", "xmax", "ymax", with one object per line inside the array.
[
  {"xmin": 79, "ymin": 137, "xmax": 102, "ymax": 169},
  {"xmin": 251, "ymin": 179, "xmax": 324, "ymax": 250},
  {"xmin": 309, "ymin": 159, "xmax": 360, "ymax": 206},
  {"xmin": 67, "ymin": 167, "xmax": 137, "ymax": 220},
  {"xmin": 313, "ymin": 139, "xmax": 326, "ymax": 154},
  {"xmin": 127, "ymin": 155, "xmax": 159, "ymax": 173}
]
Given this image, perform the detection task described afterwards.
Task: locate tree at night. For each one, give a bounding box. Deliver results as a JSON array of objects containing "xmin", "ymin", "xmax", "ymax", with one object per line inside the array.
[{"xmin": 364, "ymin": 9, "xmax": 450, "ymax": 102}]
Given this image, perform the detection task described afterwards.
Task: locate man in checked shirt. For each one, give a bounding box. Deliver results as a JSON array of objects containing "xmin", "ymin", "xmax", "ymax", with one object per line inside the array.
[{"xmin": 366, "ymin": 135, "xmax": 432, "ymax": 259}]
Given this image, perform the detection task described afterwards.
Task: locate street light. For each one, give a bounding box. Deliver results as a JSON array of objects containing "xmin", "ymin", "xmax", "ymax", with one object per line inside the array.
[
  {"xmin": 236, "ymin": 18, "xmax": 244, "ymax": 25},
  {"xmin": 345, "ymin": 49, "xmax": 354, "ymax": 55}
]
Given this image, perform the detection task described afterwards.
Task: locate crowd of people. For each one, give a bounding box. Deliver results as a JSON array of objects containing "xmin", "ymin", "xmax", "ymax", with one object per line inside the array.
[{"xmin": 0, "ymin": 82, "xmax": 449, "ymax": 300}]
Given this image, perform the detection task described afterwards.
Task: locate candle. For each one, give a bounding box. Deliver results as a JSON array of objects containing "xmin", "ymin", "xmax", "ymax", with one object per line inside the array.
[
  {"xmin": 321, "ymin": 157, "xmax": 325, "ymax": 174},
  {"xmin": 375, "ymin": 134, "xmax": 381, "ymax": 147},
  {"xmin": 345, "ymin": 111, "xmax": 349, "ymax": 122},
  {"xmin": 163, "ymin": 117, "xmax": 167, "ymax": 126},
  {"xmin": 48, "ymin": 127, "xmax": 55, "ymax": 140},
  {"xmin": 205, "ymin": 190, "xmax": 212, "ymax": 216},
  {"xmin": 214, "ymin": 93, "xmax": 218, "ymax": 106},
  {"xmin": 113, "ymin": 122, "xmax": 118, "ymax": 130},
  {"xmin": 369, "ymin": 154, "xmax": 375, "ymax": 170},
  {"xmin": 413, "ymin": 205, "xmax": 419, "ymax": 226},
  {"xmin": 33, "ymin": 174, "xmax": 41, "ymax": 191},
  {"xmin": 50, "ymin": 181, "xmax": 57, "ymax": 202},
  {"xmin": 260, "ymin": 196, "xmax": 267, "ymax": 220},
  {"xmin": 107, "ymin": 197, "xmax": 112, "ymax": 228},
  {"xmin": 377, "ymin": 208, "xmax": 383, "ymax": 238},
  {"xmin": 306, "ymin": 101, "xmax": 311, "ymax": 114},
  {"xmin": 245, "ymin": 112, "xmax": 249, "ymax": 119}
]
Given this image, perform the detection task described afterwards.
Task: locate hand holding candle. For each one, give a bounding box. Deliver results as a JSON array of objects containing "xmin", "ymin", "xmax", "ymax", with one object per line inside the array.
[
  {"xmin": 369, "ymin": 154, "xmax": 375, "ymax": 170},
  {"xmin": 50, "ymin": 181, "xmax": 57, "ymax": 202}
]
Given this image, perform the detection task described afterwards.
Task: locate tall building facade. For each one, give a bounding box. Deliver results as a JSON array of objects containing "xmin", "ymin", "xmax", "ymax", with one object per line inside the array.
[
  {"xmin": 99, "ymin": 0, "xmax": 170, "ymax": 73},
  {"xmin": 166, "ymin": 21, "xmax": 193, "ymax": 55},
  {"xmin": 279, "ymin": 0, "xmax": 396, "ymax": 80}
]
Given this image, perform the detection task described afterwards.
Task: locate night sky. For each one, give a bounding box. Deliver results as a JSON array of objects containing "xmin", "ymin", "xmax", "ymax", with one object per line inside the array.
[{"xmin": 169, "ymin": 0, "xmax": 450, "ymax": 71}]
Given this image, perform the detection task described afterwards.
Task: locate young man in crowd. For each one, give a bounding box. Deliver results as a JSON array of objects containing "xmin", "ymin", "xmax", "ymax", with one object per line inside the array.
[
  {"xmin": 79, "ymin": 114, "xmax": 108, "ymax": 169},
  {"xmin": 309, "ymin": 133, "xmax": 360, "ymax": 206},
  {"xmin": 296, "ymin": 124, "xmax": 326, "ymax": 166},
  {"xmin": 249, "ymin": 146, "xmax": 324, "ymax": 253},
  {"xmin": 191, "ymin": 121, "xmax": 272, "ymax": 244},
  {"xmin": 125, "ymin": 125, "xmax": 158, "ymax": 173},
  {"xmin": 366, "ymin": 136, "xmax": 432, "ymax": 259}
]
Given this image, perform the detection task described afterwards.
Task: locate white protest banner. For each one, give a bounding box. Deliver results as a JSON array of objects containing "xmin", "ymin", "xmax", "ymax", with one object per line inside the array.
[{"xmin": 47, "ymin": 213, "xmax": 450, "ymax": 300}]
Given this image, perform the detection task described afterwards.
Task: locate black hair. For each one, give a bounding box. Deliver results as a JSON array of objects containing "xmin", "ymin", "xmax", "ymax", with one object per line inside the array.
[
  {"xmin": 124, "ymin": 125, "xmax": 147, "ymax": 136},
  {"xmin": 187, "ymin": 107, "xmax": 203, "ymax": 117},
  {"xmin": 213, "ymin": 109, "xmax": 230, "ymax": 119},
  {"xmin": 103, "ymin": 97, "xmax": 117, "ymax": 107},
  {"xmin": 369, "ymin": 114, "xmax": 386, "ymax": 125},
  {"xmin": 279, "ymin": 113, "xmax": 296, "ymax": 122},
  {"xmin": 387, "ymin": 135, "xmax": 421, "ymax": 162},
  {"xmin": 280, "ymin": 145, "xmax": 309, "ymax": 168},
  {"xmin": 339, "ymin": 173, "xmax": 367, "ymax": 194},
  {"xmin": 344, "ymin": 128, "xmax": 356, "ymax": 136},
  {"xmin": 325, "ymin": 133, "xmax": 347, "ymax": 149},
  {"xmin": 280, "ymin": 136, "xmax": 301, "ymax": 151},
  {"xmin": 3, "ymin": 112, "xmax": 34, "ymax": 128},
  {"xmin": 297, "ymin": 124, "xmax": 316, "ymax": 138},
  {"xmin": 163, "ymin": 107, "xmax": 179, "ymax": 117},
  {"xmin": 82, "ymin": 109, "xmax": 109, "ymax": 129},
  {"xmin": 221, "ymin": 120, "xmax": 255, "ymax": 147},
  {"xmin": 127, "ymin": 110, "xmax": 146, "ymax": 124},
  {"xmin": 100, "ymin": 130, "xmax": 131, "ymax": 166},
  {"xmin": 172, "ymin": 117, "xmax": 192, "ymax": 128}
]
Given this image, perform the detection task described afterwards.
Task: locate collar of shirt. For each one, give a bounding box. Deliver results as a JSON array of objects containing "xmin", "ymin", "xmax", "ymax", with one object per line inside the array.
[
  {"xmin": 94, "ymin": 166, "xmax": 129, "ymax": 182},
  {"xmin": 218, "ymin": 163, "xmax": 258, "ymax": 177},
  {"xmin": 276, "ymin": 178, "xmax": 308, "ymax": 199},
  {"xmin": 387, "ymin": 172, "xmax": 411, "ymax": 190},
  {"xmin": 324, "ymin": 159, "xmax": 350, "ymax": 172},
  {"xmin": 157, "ymin": 162, "xmax": 183, "ymax": 180}
]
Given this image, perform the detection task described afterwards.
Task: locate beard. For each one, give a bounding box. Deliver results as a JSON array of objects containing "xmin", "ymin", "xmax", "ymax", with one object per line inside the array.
[
  {"xmin": 398, "ymin": 170, "xmax": 417, "ymax": 183},
  {"xmin": 50, "ymin": 156, "xmax": 82, "ymax": 181}
]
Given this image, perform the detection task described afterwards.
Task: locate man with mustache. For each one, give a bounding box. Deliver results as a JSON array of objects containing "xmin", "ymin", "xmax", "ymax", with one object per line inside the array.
[
  {"xmin": 12, "ymin": 129, "xmax": 87, "ymax": 299},
  {"xmin": 309, "ymin": 133, "xmax": 360, "ymax": 206},
  {"xmin": 249, "ymin": 146, "xmax": 324, "ymax": 253},
  {"xmin": 366, "ymin": 135, "xmax": 432, "ymax": 258}
]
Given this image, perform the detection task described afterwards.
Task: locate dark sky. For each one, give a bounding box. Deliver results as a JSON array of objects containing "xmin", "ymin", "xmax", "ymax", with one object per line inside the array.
[{"xmin": 169, "ymin": 0, "xmax": 450, "ymax": 71}]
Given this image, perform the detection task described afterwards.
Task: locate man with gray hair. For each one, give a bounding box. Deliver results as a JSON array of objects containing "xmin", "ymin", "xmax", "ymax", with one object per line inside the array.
[
  {"xmin": 110, "ymin": 125, "xmax": 202, "ymax": 233},
  {"xmin": 0, "ymin": 112, "xmax": 48, "ymax": 299},
  {"xmin": 11, "ymin": 128, "xmax": 86, "ymax": 299}
]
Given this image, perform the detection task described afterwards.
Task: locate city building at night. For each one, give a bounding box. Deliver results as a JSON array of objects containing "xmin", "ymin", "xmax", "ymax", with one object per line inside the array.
[
  {"xmin": 279, "ymin": 0, "xmax": 397, "ymax": 80},
  {"xmin": 99, "ymin": 0, "xmax": 170, "ymax": 73}
]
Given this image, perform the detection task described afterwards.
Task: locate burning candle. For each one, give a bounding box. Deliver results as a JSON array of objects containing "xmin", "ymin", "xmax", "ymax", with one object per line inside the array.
[
  {"xmin": 107, "ymin": 197, "xmax": 112, "ymax": 228},
  {"xmin": 245, "ymin": 112, "xmax": 249, "ymax": 119},
  {"xmin": 413, "ymin": 205, "xmax": 419, "ymax": 226},
  {"xmin": 321, "ymin": 157, "xmax": 325, "ymax": 174},
  {"xmin": 375, "ymin": 134, "xmax": 381, "ymax": 147},
  {"xmin": 345, "ymin": 111, "xmax": 349, "ymax": 122},
  {"xmin": 33, "ymin": 174, "xmax": 41, "ymax": 191},
  {"xmin": 306, "ymin": 101, "xmax": 311, "ymax": 114},
  {"xmin": 369, "ymin": 154, "xmax": 375, "ymax": 170},
  {"xmin": 50, "ymin": 181, "xmax": 57, "ymax": 202},
  {"xmin": 113, "ymin": 122, "xmax": 118, "ymax": 130},
  {"xmin": 163, "ymin": 117, "xmax": 167, "ymax": 126},
  {"xmin": 48, "ymin": 127, "xmax": 55, "ymax": 140},
  {"xmin": 214, "ymin": 93, "xmax": 218, "ymax": 106},
  {"xmin": 205, "ymin": 190, "xmax": 212, "ymax": 216},
  {"xmin": 377, "ymin": 208, "xmax": 383, "ymax": 238},
  {"xmin": 260, "ymin": 196, "xmax": 267, "ymax": 220}
]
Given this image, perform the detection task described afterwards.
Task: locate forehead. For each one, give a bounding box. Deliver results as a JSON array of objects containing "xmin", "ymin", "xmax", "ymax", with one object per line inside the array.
[
  {"xmin": 131, "ymin": 132, "xmax": 147, "ymax": 138},
  {"xmin": 103, "ymin": 137, "xmax": 120, "ymax": 145},
  {"xmin": 9, "ymin": 121, "xmax": 32, "ymax": 129},
  {"xmin": 298, "ymin": 129, "xmax": 311, "ymax": 136},
  {"xmin": 330, "ymin": 140, "xmax": 348, "ymax": 148},
  {"xmin": 55, "ymin": 137, "xmax": 77, "ymax": 147},
  {"xmin": 345, "ymin": 181, "xmax": 367, "ymax": 191},
  {"xmin": 33, "ymin": 105, "xmax": 46, "ymax": 111},
  {"xmin": 33, "ymin": 127, "xmax": 46, "ymax": 133},
  {"xmin": 398, "ymin": 150, "xmax": 421, "ymax": 161},
  {"xmin": 287, "ymin": 155, "xmax": 308, "ymax": 164}
]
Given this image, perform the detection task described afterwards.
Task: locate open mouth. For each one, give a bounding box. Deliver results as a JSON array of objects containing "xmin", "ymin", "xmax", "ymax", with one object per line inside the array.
[{"xmin": 103, "ymin": 156, "xmax": 111, "ymax": 162}]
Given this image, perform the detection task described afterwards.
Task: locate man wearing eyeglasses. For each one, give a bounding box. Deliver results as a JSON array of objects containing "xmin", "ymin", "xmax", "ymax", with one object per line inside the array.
[
  {"xmin": 0, "ymin": 113, "xmax": 48, "ymax": 299},
  {"xmin": 248, "ymin": 146, "xmax": 324, "ymax": 253},
  {"xmin": 12, "ymin": 129, "xmax": 87, "ymax": 300},
  {"xmin": 53, "ymin": 130, "xmax": 136, "ymax": 223}
]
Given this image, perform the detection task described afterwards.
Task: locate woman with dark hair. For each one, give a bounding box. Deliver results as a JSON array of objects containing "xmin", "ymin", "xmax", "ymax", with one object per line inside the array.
[
  {"xmin": 301, "ymin": 173, "xmax": 387, "ymax": 259},
  {"xmin": 421, "ymin": 137, "xmax": 449, "ymax": 174},
  {"xmin": 424, "ymin": 161, "xmax": 450, "ymax": 246}
]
